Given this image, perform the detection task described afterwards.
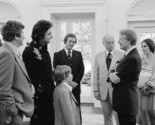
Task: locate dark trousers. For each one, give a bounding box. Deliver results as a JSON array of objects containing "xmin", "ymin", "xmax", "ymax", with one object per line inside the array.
[
  {"xmin": 118, "ymin": 113, "xmax": 136, "ymax": 125},
  {"xmin": 72, "ymin": 89, "xmax": 80, "ymax": 104},
  {"xmin": 30, "ymin": 103, "xmax": 54, "ymax": 125}
]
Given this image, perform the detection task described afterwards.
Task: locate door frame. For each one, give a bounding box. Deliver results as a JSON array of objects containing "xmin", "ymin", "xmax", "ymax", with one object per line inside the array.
[{"xmin": 128, "ymin": 21, "xmax": 155, "ymax": 55}]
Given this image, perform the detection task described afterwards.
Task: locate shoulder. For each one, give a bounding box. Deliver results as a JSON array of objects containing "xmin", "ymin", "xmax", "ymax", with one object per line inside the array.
[
  {"xmin": 54, "ymin": 85, "xmax": 70, "ymax": 97},
  {"xmin": 23, "ymin": 44, "xmax": 34, "ymax": 55},
  {"xmin": 73, "ymin": 50, "xmax": 83, "ymax": 58},
  {"xmin": 73, "ymin": 49, "xmax": 81, "ymax": 54},
  {"xmin": 0, "ymin": 47, "xmax": 14, "ymax": 64},
  {"xmin": 0, "ymin": 46, "xmax": 14, "ymax": 58},
  {"xmin": 73, "ymin": 49, "xmax": 80, "ymax": 53},
  {"xmin": 54, "ymin": 49, "xmax": 64, "ymax": 55},
  {"xmin": 132, "ymin": 49, "xmax": 141, "ymax": 60}
]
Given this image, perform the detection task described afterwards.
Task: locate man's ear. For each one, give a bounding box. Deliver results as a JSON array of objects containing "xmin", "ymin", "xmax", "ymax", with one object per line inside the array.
[
  {"xmin": 15, "ymin": 36, "xmax": 18, "ymax": 40},
  {"xmin": 127, "ymin": 40, "xmax": 131, "ymax": 45}
]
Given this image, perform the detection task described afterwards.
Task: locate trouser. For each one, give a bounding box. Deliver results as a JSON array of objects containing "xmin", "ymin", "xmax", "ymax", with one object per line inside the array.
[
  {"xmin": 30, "ymin": 104, "xmax": 54, "ymax": 125},
  {"xmin": 100, "ymin": 91, "xmax": 119, "ymax": 125},
  {"xmin": 117, "ymin": 113, "xmax": 136, "ymax": 125}
]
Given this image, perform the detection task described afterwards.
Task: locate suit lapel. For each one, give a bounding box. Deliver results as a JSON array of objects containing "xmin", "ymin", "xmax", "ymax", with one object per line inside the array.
[
  {"xmin": 72, "ymin": 50, "xmax": 77, "ymax": 68},
  {"xmin": 61, "ymin": 83, "xmax": 79, "ymax": 105},
  {"xmin": 109, "ymin": 50, "xmax": 119, "ymax": 71},
  {"xmin": 70, "ymin": 92, "xmax": 79, "ymax": 105},
  {"xmin": 4, "ymin": 44, "xmax": 31, "ymax": 81},
  {"xmin": 14, "ymin": 55, "xmax": 31, "ymax": 81},
  {"xmin": 117, "ymin": 48, "xmax": 136, "ymax": 69},
  {"xmin": 99, "ymin": 51, "xmax": 108, "ymax": 71}
]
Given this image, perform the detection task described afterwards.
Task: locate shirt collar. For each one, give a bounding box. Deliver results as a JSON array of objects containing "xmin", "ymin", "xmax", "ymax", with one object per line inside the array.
[
  {"xmin": 125, "ymin": 46, "xmax": 136, "ymax": 56},
  {"xmin": 5, "ymin": 42, "xmax": 20, "ymax": 56},
  {"xmin": 62, "ymin": 82, "xmax": 72, "ymax": 92},
  {"xmin": 64, "ymin": 48, "xmax": 73, "ymax": 55},
  {"xmin": 105, "ymin": 49, "xmax": 114, "ymax": 56}
]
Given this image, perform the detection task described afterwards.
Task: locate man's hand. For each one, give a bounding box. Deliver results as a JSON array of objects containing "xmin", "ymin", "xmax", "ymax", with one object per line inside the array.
[
  {"xmin": 109, "ymin": 72, "xmax": 120, "ymax": 84},
  {"xmin": 94, "ymin": 91, "xmax": 100, "ymax": 100}
]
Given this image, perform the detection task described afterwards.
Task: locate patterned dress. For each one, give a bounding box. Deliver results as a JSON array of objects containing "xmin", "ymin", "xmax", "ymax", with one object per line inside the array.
[
  {"xmin": 139, "ymin": 57, "xmax": 155, "ymax": 110},
  {"xmin": 138, "ymin": 56, "xmax": 155, "ymax": 125}
]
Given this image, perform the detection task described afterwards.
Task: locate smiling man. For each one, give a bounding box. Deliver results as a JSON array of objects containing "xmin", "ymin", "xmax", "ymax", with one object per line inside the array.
[
  {"xmin": 93, "ymin": 34, "xmax": 124, "ymax": 125},
  {"xmin": 0, "ymin": 20, "xmax": 34, "ymax": 125},
  {"xmin": 53, "ymin": 33, "xmax": 84, "ymax": 105},
  {"xmin": 108, "ymin": 29, "xmax": 142, "ymax": 125}
]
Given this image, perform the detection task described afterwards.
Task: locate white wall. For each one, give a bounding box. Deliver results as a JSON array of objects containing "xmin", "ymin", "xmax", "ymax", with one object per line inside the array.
[
  {"xmin": 9, "ymin": 0, "xmax": 138, "ymax": 52},
  {"xmin": 107, "ymin": 0, "xmax": 135, "ymax": 49}
]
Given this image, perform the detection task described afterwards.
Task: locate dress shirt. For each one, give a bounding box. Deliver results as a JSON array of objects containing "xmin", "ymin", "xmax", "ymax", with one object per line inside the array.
[
  {"xmin": 105, "ymin": 49, "xmax": 114, "ymax": 57},
  {"xmin": 64, "ymin": 48, "xmax": 73, "ymax": 57}
]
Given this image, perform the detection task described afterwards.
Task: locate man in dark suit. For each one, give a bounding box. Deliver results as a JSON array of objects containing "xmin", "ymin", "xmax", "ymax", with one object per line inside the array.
[
  {"xmin": 53, "ymin": 33, "xmax": 85, "ymax": 104},
  {"xmin": 0, "ymin": 20, "xmax": 34, "ymax": 125},
  {"xmin": 108, "ymin": 29, "xmax": 142, "ymax": 125}
]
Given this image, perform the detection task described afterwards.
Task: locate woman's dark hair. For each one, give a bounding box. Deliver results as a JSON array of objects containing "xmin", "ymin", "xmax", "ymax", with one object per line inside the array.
[
  {"xmin": 141, "ymin": 38, "xmax": 155, "ymax": 53},
  {"xmin": 31, "ymin": 20, "xmax": 53, "ymax": 41},
  {"xmin": 1, "ymin": 20, "xmax": 24, "ymax": 42}
]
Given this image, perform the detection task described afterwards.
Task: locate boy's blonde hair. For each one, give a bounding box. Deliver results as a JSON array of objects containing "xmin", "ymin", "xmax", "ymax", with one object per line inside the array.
[{"xmin": 53, "ymin": 65, "xmax": 71, "ymax": 85}]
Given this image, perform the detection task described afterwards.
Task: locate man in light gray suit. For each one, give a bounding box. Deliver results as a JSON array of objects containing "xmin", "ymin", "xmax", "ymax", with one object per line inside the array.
[
  {"xmin": 0, "ymin": 20, "xmax": 34, "ymax": 125},
  {"xmin": 93, "ymin": 34, "xmax": 124, "ymax": 125}
]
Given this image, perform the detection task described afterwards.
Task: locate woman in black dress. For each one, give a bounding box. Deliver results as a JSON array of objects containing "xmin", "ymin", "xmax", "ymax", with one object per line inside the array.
[{"xmin": 22, "ymin": 20, "xmax": 55, "ymax": 125}]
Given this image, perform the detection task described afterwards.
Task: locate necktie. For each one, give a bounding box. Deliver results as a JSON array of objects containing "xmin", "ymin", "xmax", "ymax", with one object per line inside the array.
[
  {"xmin": 106, "ymin": 52, "xmax": 112, "ymax": 70},
  {"xmin": 68, "ymin": 50, "xmax": 72, "ymax": 67},
  {"xmin": 68, "ymin": 50, "xmax": 72, "ymax": 59}
]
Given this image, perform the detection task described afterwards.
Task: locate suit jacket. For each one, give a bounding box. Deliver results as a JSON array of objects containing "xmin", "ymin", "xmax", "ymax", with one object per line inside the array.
[
  {"xmin": 0, "ymin": 43, "xmax": 34, "ymax": 123},
  {"xmin": 93, "ymin": 49, "xmax": 124, "ymax": 100},
  {"xmin": 112, "ymin": 48, "xmax": 142, "ymax": 115},
  {"xmin": 53, "ymin": 49, "xmax": 84, "ymax": 102},
  {"xmin": 53, "ymin": 83, "xmax": 81, "ymax": 125}
]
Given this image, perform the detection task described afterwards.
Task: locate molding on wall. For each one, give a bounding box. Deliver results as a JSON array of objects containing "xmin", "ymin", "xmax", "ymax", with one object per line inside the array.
[
  {"xmin": 0, "ymin": 0, "xmax": 22, "ymax": 22},
  {"xmin": 40, "ymin": 0, "xmax": 106, "ymax": 7},
  {"xmin": 127, "ymin": 0, "xmax": 155, "ymax": 21}
]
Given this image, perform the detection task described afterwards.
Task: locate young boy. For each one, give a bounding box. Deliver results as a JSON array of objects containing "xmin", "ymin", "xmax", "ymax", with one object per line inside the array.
[{"xmin": 53, "ymin": 65, "xmax": 82, "ymax": 125}]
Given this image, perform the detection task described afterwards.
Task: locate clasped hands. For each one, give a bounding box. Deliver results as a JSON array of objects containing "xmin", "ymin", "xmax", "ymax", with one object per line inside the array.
[{"xmin": 109, "ymin": 72, "xmax": 120, "ymax": 84}]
